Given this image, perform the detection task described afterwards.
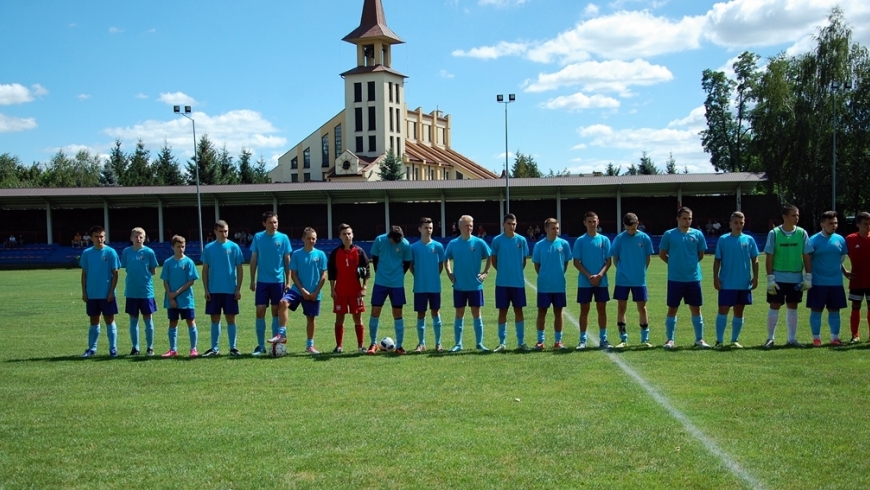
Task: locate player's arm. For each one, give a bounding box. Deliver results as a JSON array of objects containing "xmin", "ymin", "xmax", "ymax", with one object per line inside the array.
[
  {"xmin": 327, "ymin": 248, "xmax": 338, "ymax": 281},
  {"xmin": 235, "ymin": 263, "xmax": 244, "ymax": 300},
  {"xmin": 599, "ymin": 257, "xmax": 612, "ymax": 276},
  {"xmin": 313, "ymin": 270, "xmax": 327, "ymax": 300},
  {"xmin": 802, "ymin": 253, "xmax": 812, "ymax": 274},
  {"xmin": 81, "ymin": 269, "xmax": 88, "ymax": 302},
  {"xmin": 291, "ymin": 269, "xmax": 306, "ymax": 296},
  {"xmin": 751, "ymin": 256, "xmax": 759, "ymax": 289},
  {"xmin": 573, "ymin": 258, "xmax": 592, "ymax": 278},
  {"xmin": 358, "ymin": 248, "xmax": 370, "ymax": 293},
  {"xmin": 659, "ymin": 248, "xmax": 668, "ymax": 263},
  {"xmin": 445, "ymin": 258, "xmax": 455, "ymax": 283},
  {"xmin": 249, "ymin": 252, "xmax": 258, "ymax": 291},
  {"xmin": 611, "ymin": 254, "xmax": 619, "ymax": 269},
  {"xmin": 712, "ymin": 258, "xmax": 722, "ymax": 290},
  {"xmin": 174, "ymin": 279, "xmax": 195, "ymax": 297},
  {"xmin": 202, "ymin": 263, "xmax": 211, "ymax": 300},
  {"xmin": 284, "ymin": 252, "xmax": 292, "ymax": 286},
  {"xmin": 478, "ymin": 256, "xmax": 491, "ymax": 281},
  {"xmin": 108, "ymin": 269, "xmax": 119, "ymax": 301},
  {"xmin": 491, "ymin": 255, "xmax": 499, "ymax": 271}
]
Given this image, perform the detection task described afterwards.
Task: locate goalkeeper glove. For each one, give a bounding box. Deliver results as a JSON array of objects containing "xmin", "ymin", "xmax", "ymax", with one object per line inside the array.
[
  {"xmin": 801, "ymin": 273, "xmax": 812, "ymax": 291},
  {"xmin": 766, "ymin": 275, "xmax": 780, "ymax": 295}
]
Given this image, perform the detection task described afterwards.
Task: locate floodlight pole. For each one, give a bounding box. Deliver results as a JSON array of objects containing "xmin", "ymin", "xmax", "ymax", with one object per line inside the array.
[
  {"xmin": 497, "ymin": 94, "xmax": 515, "ymax": 215},
  {"xmin": 174, "ymin": 105, "xmax": 204, "ymax": 253}
]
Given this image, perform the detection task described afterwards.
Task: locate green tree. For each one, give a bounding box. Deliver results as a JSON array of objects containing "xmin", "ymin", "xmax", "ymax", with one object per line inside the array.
[
  {"xmin": 510, "ymin": 151, "xmax": 542, "ymax": 178},
  {"xmin": 623, "ymin": 163, "xmax": 638, "ymax": 176},
  {"xmin": 238, "ymin": 148, "xmax": 255, "ymax": 184},
  {"xmin": 42, "ymin": 149, "xmax": 100, "ymax": 187},
  {"xmin": 378, "ymin": 147, "xmax": 404, "ymax": 181},
  {"xmin": 124, "ymin": 139, "xmax": 152, "ymax": 186},
  {"xmin": 152, "ymin": 141, "xmax": 185, "ymax": 186},
  {"xmin": 216, "ymin": 145, "xmax": 239, "ymax": 185},
  {"xmin": 665, "ymin": 152, "xmax": 677, "ymax": 174},
  {"xmin": 253, "ymin": 155, "xmax": 272, "ymax": 184},
  {"xmin": 0, "ymin": 153, "xmax": 24, "ymax": 188},
  {"xmin": 604, "ymin": 162, "xmax": 621, "ymax": 176},
  {"xmin": 101, "ymin": 139, "xmax": 126, "ymax": 186},
  {"xmin": 186, "ymin": 134, "xmax": 220, "ymax": 185},
  {"xmin": 638, "ymin": 151, "xmax": 660, "ymax": 175}
]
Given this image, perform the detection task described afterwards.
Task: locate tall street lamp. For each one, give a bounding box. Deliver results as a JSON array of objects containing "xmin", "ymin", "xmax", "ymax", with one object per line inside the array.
[
  {"xmin": 830, "ymin": 79, "xmax": 852, "ymax": 212},
  {"xmin": 497, "ymin": 94, "xmax": 515, "ymax": 215},
  {"xmin": 173, "ymin": 105, "xmax": 204, "ymax": 254}
]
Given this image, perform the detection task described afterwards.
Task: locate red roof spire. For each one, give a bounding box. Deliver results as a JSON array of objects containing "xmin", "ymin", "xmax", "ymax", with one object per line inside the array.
[{"xmin": 342, "ymin": 0, "xmax": 404, "ymax": 44}]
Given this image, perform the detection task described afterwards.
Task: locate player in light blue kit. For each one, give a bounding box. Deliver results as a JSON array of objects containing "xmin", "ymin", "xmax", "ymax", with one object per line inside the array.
[
  {"xmin": 201, "ymin": 220, "xmax": 244, "ymax": 357},
  {"xmin": 573, "ymin": 212, "xmax": 612, "ymax": 349},
  {"xmin": 490, "ymin": 213, "xmax": 530, "ymax": 352},
  {"xmin": 367, "ymin": 225, "xmax": 412, "ymax": 354},
  {"xmin": 410, "ymin": 217, "xmax": 446, "ymax": 352},
  {"xmin": 249, "ymin": 211, "xmax": 293, "ymax": 356},
  {"xmin": 712, "ymin": 211, "xmax": 759, "ymax": 348},
  {"xmin": 121, "ymin": 227, "xmax": 158, "ymax": 356},
  {"xmin": 533, "ymin": 218, "xmax": 572, "ymax": 350},
  {"xmin": 610, "ymin": 213, "xmax": 654, "ymax": 348},
  {"xmin": 659, "ymin": 207, "xmax": 710, "ymax": 349},
  {"xmin": 445, "ymin": 215, "xmax": 492, "ymax": 352},
  {"xmin": 80, "ymin": 225, "xmax": 121, "ymax": 357},
  {"xmin": 807, "ymin": 211, "xmax": 848, "ymax": 346},
  {"xmin": 160, "ymin": 235, "xmax": 200, "ymax": 357}
]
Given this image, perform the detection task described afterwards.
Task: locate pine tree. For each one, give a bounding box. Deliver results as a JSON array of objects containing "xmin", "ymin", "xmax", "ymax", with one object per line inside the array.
[
  {"xmin": 153, "ymin": 140, "xmax": 184, "ymax": 186},
  {"xmin": 378, "ymin": 147, "xmax": 404, "ymax": 181}
]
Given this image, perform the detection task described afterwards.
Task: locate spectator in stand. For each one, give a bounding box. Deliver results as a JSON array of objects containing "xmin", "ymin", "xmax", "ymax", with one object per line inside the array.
[
  {"xmin": 477, "ymin": 225, "xmax": 487, "ymax": 239},
  {"xmin": 83, "ymin": 233, "xmax": 91, "ymax": 247},
  {"xmin": 713, "ymin": 221, "xmax": 722, "ymax": 235},
  {"xmin": 5, "ymin": 235, "xmax": 14, "ymax": 249},
  {"xmin": 706, "ymin": 219, "xmax": 715, "ymax": 236},
  {"xmin": 73, "ymin": 232, "xmax": 83, "ymax": 248},
  {"xmin": 527, "ymin": 226, "xmax": 535, "ymax": 241},
  {"xmin": 534, "ymin": 224, "xmax": 541, "ymax": 238},
  {"xmin": 638, "ymin": 221, "xmax": 647, "ymax": 233}
]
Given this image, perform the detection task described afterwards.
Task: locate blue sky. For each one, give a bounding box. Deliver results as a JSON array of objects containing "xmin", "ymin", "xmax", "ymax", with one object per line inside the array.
[{"xmin": 2, "ymin": 0, "xmax": 869, "ymax": 176}]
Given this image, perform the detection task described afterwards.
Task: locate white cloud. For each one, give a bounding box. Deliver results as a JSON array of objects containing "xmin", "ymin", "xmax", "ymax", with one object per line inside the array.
[
  {"xmin": 135, "ymin": 93, "xmax": 148, "ymax": 99},
  {"xmin": 31, "ymin": 84, "xmax": 48, "ymax": 96},
  {"xmin": 77, "ymin": 94, "xmax": 91, "ymax": 100},
  {"xmin": 667, "ymin": 105, "xmax": 705, "ymax": 129},
  {"xmin": 439, "ymin": 69, "xmax": 455, "ymax": 79},
  {"xmin": 0, "ymin": 83, "xmax": 35, "ymax": 105},
  {"xmin": 146, "ymin": 28, "xmax": 156, "ymax": 33},
  {"xmin": 158, "ymin": 92, "xmax": 197, "ymax": 106},
  {"xmin": 541, "ymin": 92, "xmax": 620, "ymax": 111},
  {"xmin": 0, "ymin": 113, "xmax": 37, "ymax": 132},
  {"xmin": 584, "ymin": 3, "xmax": 600, "ymax": 17},
  {"xmin": 785, "ymin": 33, "xmax": 817, "ymax": 57},
  {"xmin": 108, "ymin": 27, "xmax": 123, "ymax": 34},
  {"xmin": 479, "ymin": 0, "xmax": 529, "ymax": 6},
  {"xmin": 452, "ymin": 41, "xmax": 528, "ymax": 59},
  {"xmin": 524, "ymin": 59, "xmax": 673, "ymax": 96}
]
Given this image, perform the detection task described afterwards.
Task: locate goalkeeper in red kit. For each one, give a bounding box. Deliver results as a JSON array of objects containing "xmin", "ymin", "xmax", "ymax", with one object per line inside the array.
[
  {"xmin": 844, "ymin": 212, "xmax": 870, "ymax": 343},
  {"xmin": 328, "ymin": 223, "xmax": 371, "ymax": 353}
]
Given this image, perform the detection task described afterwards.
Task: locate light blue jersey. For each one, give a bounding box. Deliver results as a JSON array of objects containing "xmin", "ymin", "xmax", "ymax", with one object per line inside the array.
[
  {"xmin": 446, "ymin": 236, "xmax": 491, "ymax": 291},
  {"xmin": 161, "ymin": 255, "xmax": 199, "ymax": 309},
  {"xmin": 764, "ymin": 227, "xmax": 813, "ymax": 283},
  {"xmin": 660, "ymin": 228, "xmax": 706, "ymax": 282},
  {"xmin": 250, "ymin": 231, "xmax": 293, "ymax": 284},
  {"xmin": 371, "ymin": 234, "xmax": 412, "ymax": 288},
  {"xmin": 610, "ymin": 230, "xmax": 653, "ymax": 287},
  {"xmin": 121, "ymin": 246, "xmax": 157, "ymax": 299},
  {"xmin": 491, "ymin": 233, "xmax": 529, "ymax": 288},
  {"xmin": 290, "ymin": 248, "xmax": 328, "ymax": 300},
  {"xmin": 714, "ymin": 233, "xmax": 759, "ymax": 290},
  {"xmin": 80, "ymin": 246, "xmax": 121, "ymax": 299},
  {"xmin": 573, "ymin": 234, "xmax": 611, "ymax": 288},
  {"xmin": 809, "ymin": 232, "xmax": 847, "ymax": 286},
  {"xmin": 533, "ymin": 237, "xmax": 571, "ymax": 293},
  {"xmin": 202, "ymin": 240, "xmax": 244, "ymax": 294},
  {"xmin": 410, "ymin": 240, "xmax": 445, "ymax": 293}
]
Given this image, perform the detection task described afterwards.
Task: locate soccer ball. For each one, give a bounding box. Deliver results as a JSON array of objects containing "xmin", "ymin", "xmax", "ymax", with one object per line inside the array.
[
  {"xmin": 271, "ymin": 342, "xmax": 287, "ymax": 358},
  {"xmin": 380, "ymin": 337, "xmax": 396, "ymax": 351}
]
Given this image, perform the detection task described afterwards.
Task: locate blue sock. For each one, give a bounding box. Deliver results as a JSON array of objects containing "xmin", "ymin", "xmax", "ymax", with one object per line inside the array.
[
  {"xmin": 255, "ymin": 318, "xmax": 266, "ymax": 348},
  {"xmin": 129, "ymin": 317, "xmax": 140, "ymax": 350},
  {"xmin": 454, "ymin": 317, "xmax": 464, "ymax": 346},
  {"xmin": 278, "ymin": 326, "xmax": 287, "ymax": 338},
  {"xmin": 555, "ymin": 330, "xmax": 563, "ymax": 343},
  {"xmin": 810, "ymin": 310, "xmax": 822, "ymax": 337},
  {"xmin": 88, "ymin": 325, "xmax": 100, "ymax": 351},
  {"xmin": 731, "ymin": 317, "xmax": 744, "ymax": 342},
  {"xmin": 416, "ymin": 318, "xmax": 425, "ymax": 345},
  {"xmin": 829, "ymin": 311, "xmax": 841, "ymax": 338},
  {"xmin": 516, "ymin": 321, "xmax": 525, "ymax": 345},
  {"xmin": 599, "ymin": 328, "xmax": 607, "ymax": 342},
  {"xmin": 271, "ymin": 316, "xmax": 280, "ymax": 337},
  {"xmin": 640, "ymin": 325, "xmax": 650, "ymax": 343},
  {"xmin": 580, "ymin": 331, "xmax": 588, "ymax": 343},
  {"xmin": 473, "ymin": 317, "xmax": 484, "ymax": 345},
  {"xmin": 537, "ymin": 329, "xmax": 545, "ymax": 343},
  {"xmin": 395, "ymin": 319, "xmax": 405, "ymax": 348},
  {"xmin": 665, "ymin": 316, "xmax": 676, "ymax": 341},
  {"xmin": 369, "ymin": 317, "xmax": 380, "ymax": 344},
  {"xmin": 227, "ymin": 323, "xmax": 238, "ymax": 349},
  {"xmin": 189, "ymin": 325, "xmax": 198, "ymax": 350},
  {"xmin": 169, "ymin": 327, "xmax": 178, "ymax": 351},
  {"xmin": 691, "ymin": 315, "xmax": 704, "ymax": 341},
  {"xmin": 144, "ymin": 318, "xmax": 155, "ymax": 349},
  {"xmin": 107, "ymin": 322, "xmax": 117, "ymax": 351},
  {"xmin": 433, "ymin": 315, "xmax": 442, "ymax": 345},
  {"xmin": 306, "ymin": 337, "xmax": 314, "ymax": 348},
  {"xmin": 715, "ymin": 314, "xmax": 728, "ymax": 343},
  {"xmin": 211, "ymin": 322, "xmax": 221, "ymax": 350},
  {"xmin": 498, "ymin": 323, "xmax": 507, "ymax": 344}
]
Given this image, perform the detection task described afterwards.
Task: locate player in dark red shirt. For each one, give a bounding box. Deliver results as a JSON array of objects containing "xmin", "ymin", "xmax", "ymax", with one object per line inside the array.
[
  {"xmin": 328, "ymin": 223, "xmax": 370, "ymax": 353},
  {"xmin": 844, "ymin": 212, "xmax": 870, "ymax": 342}
]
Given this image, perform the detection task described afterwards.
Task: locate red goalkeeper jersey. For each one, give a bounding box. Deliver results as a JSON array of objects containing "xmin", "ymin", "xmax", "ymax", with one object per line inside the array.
[
  {"xmin": 846, "ymin": 232, "xmax": 870, "ymax": 289},
  {"xmin": 328, "ymin": 245, "xmax": 370, "ymax": 296}
]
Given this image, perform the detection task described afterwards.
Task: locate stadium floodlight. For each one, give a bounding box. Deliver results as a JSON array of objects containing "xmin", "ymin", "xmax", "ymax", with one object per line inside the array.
[
  {"xmin": 173, "ymin": 106, "xmax": 204, "ymax": 254},
  {"xmin": 497, "ymin": 94, "xmax": 515, "ymax": 215}
]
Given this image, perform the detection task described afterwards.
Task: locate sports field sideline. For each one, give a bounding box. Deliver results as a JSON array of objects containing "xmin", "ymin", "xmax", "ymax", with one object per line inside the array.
[{"xmin": 1, "ymin": 261, "xmax": 868, "ymax": 489}]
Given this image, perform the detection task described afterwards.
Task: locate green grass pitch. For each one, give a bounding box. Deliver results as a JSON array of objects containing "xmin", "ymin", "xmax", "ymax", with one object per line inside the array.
[{"xmin": 1, "ymin": 259, "xmax": 869, "ymax": 489}]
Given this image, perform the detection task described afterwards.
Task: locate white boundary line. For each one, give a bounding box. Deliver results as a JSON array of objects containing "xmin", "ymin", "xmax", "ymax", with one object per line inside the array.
[{"xmin": 525, "ymin": 279, "xmax": 764, "ymax": 490}]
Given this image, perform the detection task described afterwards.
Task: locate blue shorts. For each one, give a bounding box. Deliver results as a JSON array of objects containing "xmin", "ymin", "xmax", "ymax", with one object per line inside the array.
[
  {"xmin": 666, "ymin": 280, "xmax": 703, "ymax": 308},
  {"xmin": 125, "ymin": 297, "xmax": 157, "ymax": 316},
  {"xmin": 255, "ymin": 282, "xmax": 285, "ymax": 306},
  {"xmin": 205, "ymin": 293, "xmax": 240, "ymax": 315},
  {"xmin": 281, "ymin": 289, "xmax": 321, "ymax": 317},
  {"xmin": 168, "ymin": 308, "xmax": 195, "ymax": 321},
  {"xmin": 767, "ymin": 282, "xmax": 803, "ymax": 305},
  {"xmin": 537, "ymin": 292, "xmax": 567, "ymax": 308},
  {"xmin": 718, "ymin": 289, "xmax": 753, "ymax": 307},
  {"xmin": 414, "ymin": 292, "xmax": 441, "ymax": 312},
  {"xmin": 495, "ymin": 286, "xmax": 527, "ymax": 309},
  {"xmin": 86, "ymin": 299, "xmax": 119, "ymax": 317},
  {"xmin": 806, "ymin": 285, "xmax": 847, "ymax": 310},
  {"xmin": 371, "ymin": 284, "xmax": 406, "ymax": 308},
  {"xmin": 577, "ymin": 287, "xmax": 610, "ymax": 304},
  {"xmin": 613, "ymin": 285, "xmax": 648, "ymax": 302},
  {"xmin": 453, "ymin": 289, "xmax": 484, "ymax": 308}
]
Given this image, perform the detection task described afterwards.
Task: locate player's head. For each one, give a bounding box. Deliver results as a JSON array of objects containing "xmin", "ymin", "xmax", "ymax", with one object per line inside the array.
[
  {"xmin": 623, "ymin": 213, "xmax": 639, "ymax": 235},
  {"xmin": 729, "ymin": 211, "xmax": 745, "ymax": 232},
  {"xmin": 544, "ymin": 217, "xmax": 560, "ymax": 238},
  {"xmin": 584, "ymin": 211, "xmax": 599, "ymax": 233},
  {"xmin": 171, "ymin": 235, "xmax": 186, "ymax": 254},
  {"xmin": 458, "ymin": 215, "xmax": 474, "ymax": 236},
  {"xmin": 503, "ymin": 213, "xmax": 517, "ymax": 234},
  {"xmin": 338, "ymin": 223, "xmax": 354, "ymax": 246},
  {"xmin": 388, "ymin": 225, "xmax": 404, "ymax": 243},
  {"xmin": 214, "ymin": 220, "xmax": 229, "ymax": 242},
  {"xmin": 302, "ymin": 227, "xmax": 317, "ymax": 247},
  {"xmin": 676, "ymin": 207, "xmax": 693, "ymax": 230},
  {"xmin": 820, "ymin": 210, "xmax": 838, "ymax": 234},
  {"xmin": 89, "ymin": 225, "xmax": 106, "ymax": 247},
  {"xmin": 419, "ymin": 217, "xmax": 433, "ymax": 237},
  {"xmin": 857, "ymin": 211, "xmax": 870, "ymax": 234},
  {"xmin": 781, "ymin": 204, "xmax": 799, "ymax": 226},
  {"xmin": 130, "ymin": 227, "xmax": 145, "ymax": 245},
  {"xmin": 262, "ymin": 211, "xmax": 278, "ymax": 233}
]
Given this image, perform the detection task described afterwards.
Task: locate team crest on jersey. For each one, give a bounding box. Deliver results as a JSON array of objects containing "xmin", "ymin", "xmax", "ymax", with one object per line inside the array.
[
  {"xmin": 274, "ymin": 240, "xmax": 280, "ymax": 247},
  {"xmin": 471, "ymin": 246, "xmax": 476, "ymax": 252},
  {"xmin": 313, "ymin": 256, "xmax": 321, "ymax": 262},
  {"xmin": 226, "ymin": 249, "xmax": 232, "ymax": 255},
  {"xmin": 557, "ymin": 247, "xmax": 563, "ymax": 252},
  {"xmin": 835, "ymin": 241, "xmax": 843, "ymax": 250}
]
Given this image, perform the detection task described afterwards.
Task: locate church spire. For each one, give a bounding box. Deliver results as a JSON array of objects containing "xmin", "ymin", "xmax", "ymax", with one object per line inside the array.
[{"xmin": 342, "ymin": 0, "xmax": 404, "ymax": 45}]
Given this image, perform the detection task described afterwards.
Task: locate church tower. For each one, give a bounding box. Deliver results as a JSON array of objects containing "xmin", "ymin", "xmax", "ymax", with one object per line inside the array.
[{"xmin": 338, "ymin": 0, "xmax": 407, "ymax": 168}]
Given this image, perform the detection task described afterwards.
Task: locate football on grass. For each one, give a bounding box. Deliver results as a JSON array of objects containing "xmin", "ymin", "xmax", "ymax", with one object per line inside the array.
[
  {"xmin": 271, "ymin": 342, "xmax": 287, "ymax": 357},
  {"xmin": 380, "ymin": 337, "xmax": 396, "ymax": 351}
]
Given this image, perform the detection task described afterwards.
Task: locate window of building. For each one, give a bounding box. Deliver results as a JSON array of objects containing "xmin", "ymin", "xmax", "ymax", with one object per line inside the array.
[
  {"xmin": 424, "ymin": 125, "xmax": 431, "ymax": 142},
  {"xmin": 354, "ymin": 83, "xmax": 362, "ymax": 103},
  {"xmin": 355, "ymin": 108, "xmax": 363, "ymax": 132},
  {"xmin": 439, "ymin": 128, "xmax": 446, "ymax": 145},
  {"xmin": 304, "ymin": 172, "xmax": 311, "ymax": 182},
  {"xmin": 322, "ymin": 134, "xmax": 330, "ymax": 168},
  {"xmin": 456, "ymin": 171, "xmax": 464, "ymax": 180},
  {"xmin": 291, "ymin": 157, "xmax": 298, "ymax": 169},
  {"xmin": 334, "ymin": 124, "xmax": 342, "ymax": 156},
  {"xmin": 414, "ymin": 168, "xmax": 419, "ymax": 180},
  {"xmin": 429, "ymin": 168, "xmax": 434, "ymax": 180},
  {"xmin": 368, "ymin": 106, "xmax": 376, "ymax": 131},
  {"xmin": 390, "ymin": 136, "xmax": 394, "ymax": 150},
  {"xmin": 303, "ymin": 147, "xmax": 310, "ymax": 168},
  {"xmin": 395, "ymin": 109, "xmax": 401, "ymax": 134},
  {"xmin": 355, "ymin": 136, "xmax": 364, "ymax": 153},
  {"xmin": 389, "ymin": 109, "xmax": 393, "ymax": 132},
  {"xmin": 396, "ymin": 138, "xmax": 401, "ymax": 155},
  {"xmin": 389, "ymin": 82, "xmax": 393, "ymax": 102},
  {"xmin": 396, "ymin": 85, "xmax": 400, "ymax": 104},
  {"xmin": 367, "ymin": 81, "xmax": 375, "ymax": 102},
  {"xmin": 291, "ymin": 174, "xmax": 298, "ymax": 183},
  {"xmin": 369, "ymin": 135, "xmax": 377, "ymax": 153}
]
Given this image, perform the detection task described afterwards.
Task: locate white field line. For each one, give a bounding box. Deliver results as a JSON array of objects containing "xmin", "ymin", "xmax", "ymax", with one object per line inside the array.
[{"xmin": 525, "ymin": 279, "xmax": 764, "ymax": 490}]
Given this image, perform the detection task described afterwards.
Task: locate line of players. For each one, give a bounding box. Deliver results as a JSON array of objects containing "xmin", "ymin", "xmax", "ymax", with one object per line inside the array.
[{"xmin": 78, "ymin": 205, "xmax": 870, "ymax": 357}]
